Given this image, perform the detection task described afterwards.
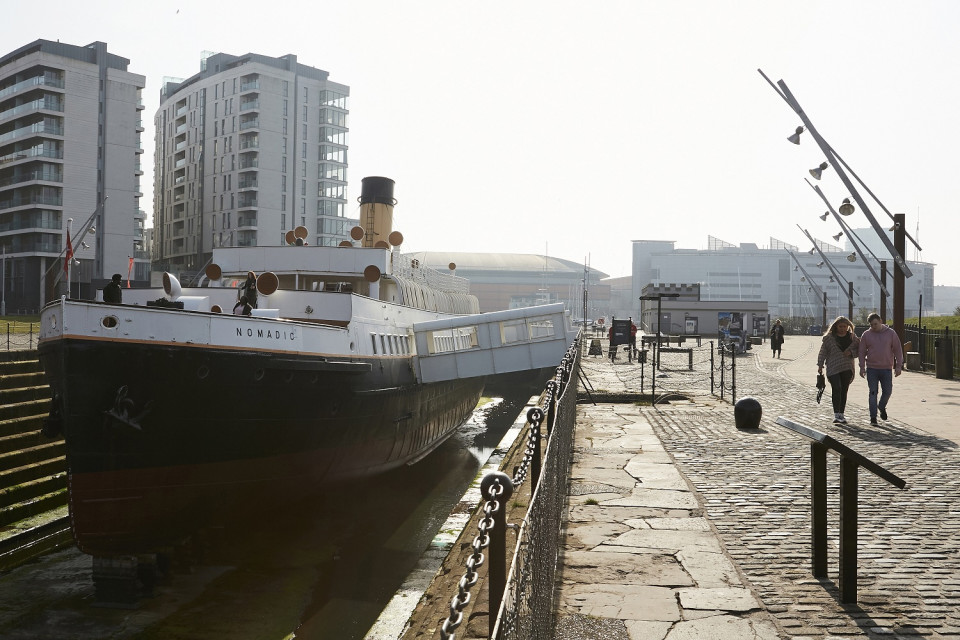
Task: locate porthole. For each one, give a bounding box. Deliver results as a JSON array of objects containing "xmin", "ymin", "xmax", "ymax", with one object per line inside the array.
[
  {"xmin": 101, "ymin": 316, "xmax": 119, "ymax": 329},
  {"xmin": 197, "ymin": 365, "xmax": 210, "ymax": 379},
  {"xmin": 254, "ymin": 368, "xmax": 265, "ymax": 381}
]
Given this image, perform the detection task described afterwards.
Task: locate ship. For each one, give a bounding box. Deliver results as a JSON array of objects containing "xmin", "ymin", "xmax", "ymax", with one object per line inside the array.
[{"xmin": 38, "ymin": 177, "xmax": 575, "ymax": 557}]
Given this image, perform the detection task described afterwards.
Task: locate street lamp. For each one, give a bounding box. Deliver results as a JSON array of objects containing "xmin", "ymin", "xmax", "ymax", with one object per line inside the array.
[{"xmin": 760, "ymin": 68, "xmax": 918, "ymax": 342}]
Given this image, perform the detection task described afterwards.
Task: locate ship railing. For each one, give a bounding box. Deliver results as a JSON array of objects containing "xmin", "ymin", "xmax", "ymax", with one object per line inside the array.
[
  {"xmin": 393, "ymin": 254, "xmax": 470, "ymax": 295},
  {"xmin": 439, "ymin": 331, "xmax": 582, "ymax": 640}
]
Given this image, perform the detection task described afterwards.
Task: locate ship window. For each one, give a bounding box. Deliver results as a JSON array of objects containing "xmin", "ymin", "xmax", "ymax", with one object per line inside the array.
[
  {"xmin": 380, "ymin": 335, "xmax": 386, "ymax": 354},
  {"xmin": 371, "ymin": 333, "xmax": 377, "ymax": 354},
  {"xmin": 101, "ymin": 316, "xmax": 118, "ymax": 329}
]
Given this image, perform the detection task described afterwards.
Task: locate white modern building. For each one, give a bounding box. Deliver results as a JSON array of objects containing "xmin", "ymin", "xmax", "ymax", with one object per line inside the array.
[
  {"xmin": 153, "ymin": 51, "xmax": 353, "ymax": 279},
  {"xmin": 0, "ymin": 40, "xmax": 146, "ymax": 310},
  {"xmin": 632, "ymin": 235, "xmax": 935, "ymax": 323}
]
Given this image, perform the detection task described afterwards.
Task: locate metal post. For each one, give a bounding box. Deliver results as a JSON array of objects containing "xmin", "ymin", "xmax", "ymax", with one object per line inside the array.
[
  {"xmin": 822, "ymin": 291, "xmax": 827, "ymax": 331},
  {"xmin": 893, "ymin": 213, "xmax": 906, "ymax": 345},
  {"xmin": 880, "ymin": 260, "xmax": 887, "ymax": 323},
  {"xmin": 710, "ymin": 342, "xmax": 714, "ymax": 395},
  {"xmin": 531, "ymin": 418, "xmax": 542, "ymax": 488},
  {"xmin": 730, "ymin": 342, "xmax": 736, "ymax": 404},
  {"xmin": 848, "ymin": 281, "xmax": 854, "ymax": 320},
  {"xmin": 839, "ymin": 456, "xmax": 859, "ymax": 603},
  {"xmin": 719, "ymin": 343, "xmax": 725, "ymax": 401},
  {"xmin": 810, "ymin": 443, "xmax": 828, "ymax": 577},
  {"xmin": 481, "ymin": 472, "xmax": 513, "ymax": 637}
]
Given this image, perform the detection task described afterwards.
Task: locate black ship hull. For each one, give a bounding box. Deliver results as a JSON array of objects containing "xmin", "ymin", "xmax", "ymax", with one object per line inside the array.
[{"xmin": 39, "ymin": 338, "xmax": 484, "ymax": 555}]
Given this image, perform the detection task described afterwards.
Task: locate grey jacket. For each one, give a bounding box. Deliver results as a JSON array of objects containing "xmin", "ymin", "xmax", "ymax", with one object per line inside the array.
[{"xmin": 817, "ymin": 333, "xmax": 860, "ymax": 377}]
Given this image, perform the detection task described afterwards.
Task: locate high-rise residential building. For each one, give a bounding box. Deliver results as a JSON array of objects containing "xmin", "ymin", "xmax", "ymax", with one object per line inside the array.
[
  {"xmin": 0, "ymin": 40, "xmax": 146, "ymax": 311},
  {"xmin": 154, "ymin": 52, "xmax": 352, "ymax": 278}
]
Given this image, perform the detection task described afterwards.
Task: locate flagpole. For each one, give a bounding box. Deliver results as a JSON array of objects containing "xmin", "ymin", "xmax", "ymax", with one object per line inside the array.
[{"xmin": 65, "ymin": 218, "xmax": 73, "ymax": 298}]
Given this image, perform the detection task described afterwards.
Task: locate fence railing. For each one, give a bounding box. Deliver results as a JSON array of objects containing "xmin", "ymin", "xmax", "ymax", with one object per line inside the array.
[
  {"xmin": 904, "ymin": 324, "xmax": 959, "ymax": 375},
  {"xmin": 0, "ymin": 323, "xmax": 38, "ymax": 351},
  {"xmin": 438, "ymin": 335, "xmax": 581, "ymax": 640}
]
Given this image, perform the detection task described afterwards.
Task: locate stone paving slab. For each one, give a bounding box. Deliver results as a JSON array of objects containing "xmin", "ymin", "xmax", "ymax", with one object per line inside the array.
[{"xmin": 563, "ymin": 335, "xmax": 960, "ymax": 639}]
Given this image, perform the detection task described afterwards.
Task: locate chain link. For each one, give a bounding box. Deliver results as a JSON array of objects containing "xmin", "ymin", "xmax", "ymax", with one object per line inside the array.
[{"xmin": 439, "ymin": 478, "xmax": 505, "ymax": 640}]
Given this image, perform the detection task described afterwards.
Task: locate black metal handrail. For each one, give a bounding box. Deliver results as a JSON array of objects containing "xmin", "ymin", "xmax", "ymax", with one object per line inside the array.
[{"xmin": 775, "ymin": 417, "xmax": 906, "ymax": 604}]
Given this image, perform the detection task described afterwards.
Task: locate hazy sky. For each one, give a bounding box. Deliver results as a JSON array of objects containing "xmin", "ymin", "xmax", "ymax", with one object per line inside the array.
[{"xmin": 4, "ymin": 1, "xmax": 959, "ymax": 284}]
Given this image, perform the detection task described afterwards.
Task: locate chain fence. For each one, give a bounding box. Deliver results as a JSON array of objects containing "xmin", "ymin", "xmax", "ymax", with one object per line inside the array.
[
  {"xmin": 438, "ymin": 334, "xmax": 581, "ymax": 640},
  {"xmin": 579, "ymin": 338, "xmax": 742, "ymax": 406},
  {"xmin": 0, "ymin": 323, "xmax": 39, "ymax": 351}
]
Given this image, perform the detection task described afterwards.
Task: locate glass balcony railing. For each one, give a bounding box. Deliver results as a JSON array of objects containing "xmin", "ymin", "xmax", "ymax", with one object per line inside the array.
[
  {"xmin": 0, "ymin": 121, "xmax": 64, "ymax": 144},
  {"xmin": 239, "ymin": 100, "xmax": 259, "ymax": 112},
  {"xmin": 240, "ymin": 80, "xmax": 260, "ymax": 92},
  {"xmin": 0, "ymin": 194, "xmax": 63, "ymax": 210},
  {"xmin": 239, "ymin": 138, "xmax": 259, "ymax": 150},
  {"xmin": 238, "ymin": 157, "xmax": 258, "ymax": 169},
  {"xmin": 0, "ymin": 74, "xmax": 64, "ymax": 100},
  {"xmin": 0, "ymin": 169, "xmax": 62, "ymax": 187},
  {"xmin": 176, "ymin": 104, "xmax": 188, "ymax": 117},
  {"xmin": 0, "ymin": 97, "xmax": 63, "ymax": 123},
  {"xmin": 0, "ymin": 146, "xmax": 62, "ymax": 167},
  {"xmin": 239, "ymin": 119, "xmax": 259, "ymax": 131}
]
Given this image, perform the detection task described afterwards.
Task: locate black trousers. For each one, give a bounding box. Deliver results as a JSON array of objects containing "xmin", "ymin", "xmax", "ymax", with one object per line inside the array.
[{"xmin": 828, "ymin": 370, "xmax": 854, "ymax": 414}]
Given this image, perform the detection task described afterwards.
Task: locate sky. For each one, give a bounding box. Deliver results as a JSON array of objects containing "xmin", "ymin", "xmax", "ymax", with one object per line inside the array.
[{"xmin": 4, "ymin": 1, "xmax": 960, "ymax": 285}]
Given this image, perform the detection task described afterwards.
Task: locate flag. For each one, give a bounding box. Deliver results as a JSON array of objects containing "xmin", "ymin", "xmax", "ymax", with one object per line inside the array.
[
  {"xmin": 63, "ymin": 231, "xmax": 74, "ymax": 275},
  {"xmin": 127, "ymin": 256, "xmax": 134, "ymax": 288}
]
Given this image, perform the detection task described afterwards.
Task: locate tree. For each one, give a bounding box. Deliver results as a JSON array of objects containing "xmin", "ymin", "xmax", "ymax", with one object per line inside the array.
[{"xmin": 954, "ymin": 305, "xmax": 960, "ymax": 316}]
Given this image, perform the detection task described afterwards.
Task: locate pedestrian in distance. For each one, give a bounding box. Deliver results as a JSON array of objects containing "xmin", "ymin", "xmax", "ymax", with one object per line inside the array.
[
  {"xmin": 858, "ymin": 312, "xmax": 902, "ymax": 426},
  {"xmin": 239, "ymin": 271, "xmax": 258, "ymax": 309},
  {"xmin": 817, "ymin": 316, "xmax": 860, "ymax": 425},
  {"xmin": 770, "ymin": 319, "xmax": 785, "ymax": 358},
  {"xmin": 102, "ymin": 274, "xmax": 122, "ymax": 303},
  {"xmin": 233, "ymin": 295, "xmax": 252, "ymax": 316}
]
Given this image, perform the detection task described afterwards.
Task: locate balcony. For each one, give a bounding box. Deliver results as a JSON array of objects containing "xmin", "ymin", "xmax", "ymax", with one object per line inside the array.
[
  {"xmin": 175, "ymin": 122, "xmax": 187, "ymax": 135},
  {"xmin": 0, "ymin": 193, "xmax": 63, "ymax": 210},
  {"xmin": 175, "ymin": 140, "xmax": 187, "ymax": 152},
  {"xmin": 238, "ymin": 178, "xmax": 258, "ymax": 190},
  {"xmin": 237, "ymin": 194, "xmax": 258, "ymax": 208},
  {"xmin": 240, "ymin": 79, "xmax": 260, "ymax": 93},
  {"xmin": 0, "ymin": 97, "xmax": 63, "ymax": 124},
  {"xmin": 0, "ymin": 168, "xmax": 62, "ymax": 188},
  {"xmin": 238, "ymin": 156, "xmax": 258, "ymax": 169},
  {"xmin": 0, "ymin": 74, "xmax": 64, "ymax": 101},
  {"xmin": 239, "ymin": 118, "xmax": 259, "ymax": 131},
  {"xmin": 237, "ymin": 215, "xmax": 258, "ymax": 229},
  {"xmin": 176, "ymin": 104, "xmax": 188, "ymax": 118},
  {"xmin": 239, "ymin": 100, "xmax": 260, "ymax": 112},
  {"xmin": 0, "ymin": 121, "xmax": 64, "ymax": 144},
  {"xmin": 239, "ymin": 137, "xmax": 259, "ymax": 150},
  {"xmin": 174, "ymin": 158, "xmax": 186, "ymax": 169},
  {"xmin": 0, "ymin": 146, "xmax": 62, "ymax": 168}
]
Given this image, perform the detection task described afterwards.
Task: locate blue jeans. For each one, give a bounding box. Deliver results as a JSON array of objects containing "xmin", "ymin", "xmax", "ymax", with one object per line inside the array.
[{"xmin": 866, "ymin": 368, "xmax": 893, "ymax": 420}]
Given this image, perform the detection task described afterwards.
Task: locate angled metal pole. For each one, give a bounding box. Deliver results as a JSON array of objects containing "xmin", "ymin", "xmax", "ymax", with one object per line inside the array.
[
  {"xmin": 758, "ymin": 69, "xmax": 913, "ymax": 278},
  {"xmin": 797, "ymin": 225, "xmax": 853, "ymax": 302},
  {"xmin": 808, "ymin": 181, "xmax": 889, "ymax": 298},
  {"xmin": 785, "ymin": 249, "xmax": 827, "ymax": 302}
]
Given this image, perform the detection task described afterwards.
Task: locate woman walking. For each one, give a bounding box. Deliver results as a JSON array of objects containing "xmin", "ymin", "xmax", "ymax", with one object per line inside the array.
[
  {"xmin": 817, "ymin": 316, "xmax": 860, "ymax": 424},
  {"xmin": 770, "ymin": 319, "xmax": 785, "ymax": 358}
]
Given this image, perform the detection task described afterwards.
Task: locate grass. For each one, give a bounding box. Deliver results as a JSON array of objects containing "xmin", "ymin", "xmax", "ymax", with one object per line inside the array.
[{"xmin": 907, "ymin": 316, "xmax": 960, "ymax": 331}]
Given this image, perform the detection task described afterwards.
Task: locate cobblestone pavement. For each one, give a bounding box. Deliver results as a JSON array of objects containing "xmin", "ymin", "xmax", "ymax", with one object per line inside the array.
[{"xmin": 579, "ymin": 338, "xmax": 960, "ymax": 640}]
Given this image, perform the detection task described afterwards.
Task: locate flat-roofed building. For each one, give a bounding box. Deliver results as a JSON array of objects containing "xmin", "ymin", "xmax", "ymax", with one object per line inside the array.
[
  {"xmin": 154, "ymin": 51, "xmax": 354, "ymax": 279},
  {"xmin": 0, "ymin": 39, "xmax": 146, "ymax": 310}
]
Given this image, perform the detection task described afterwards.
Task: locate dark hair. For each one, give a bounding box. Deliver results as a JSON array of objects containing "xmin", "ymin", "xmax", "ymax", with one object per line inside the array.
[
  {"xmin": 111, "ymin": 274, "xmax": 122, "ymax": 282},
  {"xmin": 867, "ymin": 312, "xmax": 881, "ymax": 323}
]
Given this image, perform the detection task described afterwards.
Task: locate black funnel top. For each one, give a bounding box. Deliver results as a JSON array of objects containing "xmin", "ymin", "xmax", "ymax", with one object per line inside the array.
[{"xmin": 359, "ymin": 176, "xmax": 396, "ymax": 205}]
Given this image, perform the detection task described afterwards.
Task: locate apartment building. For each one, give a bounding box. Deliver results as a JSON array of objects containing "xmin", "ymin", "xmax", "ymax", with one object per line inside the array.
[
  {"xmin": 154, "ymin": 51, "xmax": 353, "ymax": 278},
  {"xmin": 0, "ymin": 40, "xmax": 146, "ymax": 311}
]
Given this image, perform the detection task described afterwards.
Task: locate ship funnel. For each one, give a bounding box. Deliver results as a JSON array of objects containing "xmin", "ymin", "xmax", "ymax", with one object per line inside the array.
[
  {"xmin": 163, "ymin": 272, "xmax": 182, "ymax": 300},
  {"xmin": 358, "ymin": 177, "xmax": 396, "ymax": 249}
]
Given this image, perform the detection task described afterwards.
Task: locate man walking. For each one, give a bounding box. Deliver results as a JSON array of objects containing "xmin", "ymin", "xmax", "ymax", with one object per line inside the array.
[{"xmin": 858, "ymin": 312, "xmax": 902, "ymax": 426}]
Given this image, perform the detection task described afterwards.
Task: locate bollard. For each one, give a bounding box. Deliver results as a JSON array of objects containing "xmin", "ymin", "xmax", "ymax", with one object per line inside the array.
[
  {"xmin": 734, "ymin": 397, "xmax": 762, "ymax": 429},
  {"xmin": 480, "ymin": 471, "xmax": 514, "ymax": 638},
  {"xmin": 935, "ymin": 335, "xmax": 954, "ymax": 380}
]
